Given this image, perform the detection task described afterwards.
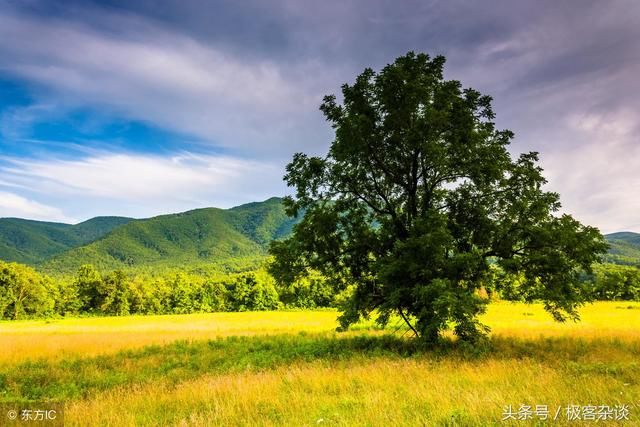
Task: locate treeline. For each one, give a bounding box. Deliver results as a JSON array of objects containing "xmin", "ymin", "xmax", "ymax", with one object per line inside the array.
[
  {"xmin": 495, "ymin": 263, "xmax": 640, "ymax": 303},
  {"xmin": 0, "ymin": 261, "xmax": 334, "ymax": 320},
  {"xmin": 1, "ymin": 260, "xmax": 639, "ymax": 320},
  {"xmin": 588, "ymin": 263, "xmax": 640, "ymax": 300}
]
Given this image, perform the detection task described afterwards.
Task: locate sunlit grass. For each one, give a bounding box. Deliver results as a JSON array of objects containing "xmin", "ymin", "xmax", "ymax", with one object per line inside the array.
[
  {"xmin": 2, "ymin": 301, "xmax": 639, "ymax": 363},
  {"xmin": 0, "ymin": 310, "xmax": 339, "ymax": 363},
  {"xmin": 484, "ymin": 301, "xmax": 640, "ymax": 339},
  {"xmin": 66, "ymin": 356, "xmax": 639, "ymax": 426},
  {"xmin": 1, "ymin": 301, "xmax": 639, "ymax": 426}
]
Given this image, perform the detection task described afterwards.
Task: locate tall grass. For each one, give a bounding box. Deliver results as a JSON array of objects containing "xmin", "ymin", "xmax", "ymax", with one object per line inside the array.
[
  {"xmin": 1, "ymin": 302, "xmax": 639, "ymax": 426},
  {"xmin": 0, "ymin": 311, "xmax": 340, "ymax": 363}
]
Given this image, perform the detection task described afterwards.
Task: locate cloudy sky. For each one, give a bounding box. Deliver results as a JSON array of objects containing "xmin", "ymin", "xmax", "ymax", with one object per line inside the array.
[{"xmin": 0, "ymin": 0, "xmax": 638, "ymax": 233}]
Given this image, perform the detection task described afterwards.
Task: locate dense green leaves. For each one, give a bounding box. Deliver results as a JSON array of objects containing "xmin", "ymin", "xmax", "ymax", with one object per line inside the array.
[
  {"xmin": 0, "ymin": 260, "xmax": 337, "ymax": 320},
  {"xmin": 0, "ymin": 257, "xmax": 638, "ymax": 322},
  {"xmin": 589, "ymin": 263, "xmax": 640, "ymax": 300},
  {"xmin": 269, "ymin": 52, "xmax": 610, "ymax": 343},
  {"xmin": 226, "ymin": 272, "xmax": 280, "ymax": 311},
  {"xmin": 0, "ymin": 261, "xmax": 55, "ymax": 319}
]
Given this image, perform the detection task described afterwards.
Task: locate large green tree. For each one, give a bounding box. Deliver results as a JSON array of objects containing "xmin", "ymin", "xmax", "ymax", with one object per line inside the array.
[
  {"xmin": 269, "ymin": 52, "xmax": 608, "ymax": 343},
  {"xmin": 0, "ymin": 261, "xmax": 55, "ymax": 319}
]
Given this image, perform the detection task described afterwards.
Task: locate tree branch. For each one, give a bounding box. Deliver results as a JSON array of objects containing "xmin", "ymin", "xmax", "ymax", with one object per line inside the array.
[{"xmin": 397, "ymin": 307, "xmax": 419, "ymax": 338}]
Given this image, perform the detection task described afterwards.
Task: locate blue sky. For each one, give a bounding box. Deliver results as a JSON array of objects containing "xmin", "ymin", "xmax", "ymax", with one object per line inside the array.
[{"xmin": 0, "ymin": 0, "xmax": 639, "ymax": 233}]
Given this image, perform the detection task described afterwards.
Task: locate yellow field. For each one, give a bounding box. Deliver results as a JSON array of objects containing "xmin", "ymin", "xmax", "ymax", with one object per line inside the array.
[
  {"xmin": 1, "ymin": 302, "xmax": 640, "ymax": 426},
  {"xmin": 0, "ymin": 311, "xmax": 340, "ymax": 363}
]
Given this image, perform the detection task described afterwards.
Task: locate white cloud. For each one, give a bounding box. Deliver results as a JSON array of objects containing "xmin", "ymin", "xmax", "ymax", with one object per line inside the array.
[
  {"xmin": 0, "ymin": 152, "xmax": 288, "ymax": 221},
  {"xmin": 0, "ymin": 191, "xmax": 76, "ymax": 223},
  {"xmin": 0, "ymin": 10, "xmax": 331, "ymax": 157},
  {"xmin": 540, "ymin": 109, "xmax": 640, "ymax": 234}
]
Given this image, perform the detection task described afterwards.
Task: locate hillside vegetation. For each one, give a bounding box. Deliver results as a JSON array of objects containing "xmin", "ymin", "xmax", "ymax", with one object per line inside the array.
[
  {"xmin": 605, "ymin": 232, "xmax": 640, "ymax": 266},
  {"xmin": 42, "ymin": 198, "xmax": 298, "ymax": 273},
  {"xmin": 0, "ymin": 216, "xmax": 133, "ymax": 264},
  {"xmin": 1, "ymin": 199, "xmax": 638, "ymax": 273},
  {"xmin": 0, "ymin": 197, "xmax": 294, "ymax": 274}
]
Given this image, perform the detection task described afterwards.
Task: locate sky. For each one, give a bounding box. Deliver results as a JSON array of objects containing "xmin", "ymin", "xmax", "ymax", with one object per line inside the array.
[{"xmin": 0, "ymin": 0, "xmax": 638, "ymax": 233}]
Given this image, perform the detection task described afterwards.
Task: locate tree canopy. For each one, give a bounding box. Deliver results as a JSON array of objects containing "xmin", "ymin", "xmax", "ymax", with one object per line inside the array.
[{"xmin": 269, "ymin": 51, "xmax": 608, "ymax": 343}]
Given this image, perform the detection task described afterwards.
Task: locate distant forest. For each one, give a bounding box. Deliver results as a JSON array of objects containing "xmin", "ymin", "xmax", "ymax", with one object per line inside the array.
[{"xmin": 0, "ymin": 199, "xmax": 639, "ymax": 320}]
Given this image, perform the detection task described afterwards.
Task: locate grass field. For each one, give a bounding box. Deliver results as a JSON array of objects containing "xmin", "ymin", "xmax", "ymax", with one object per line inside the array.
[{"xmin": 1, "ymin": 302, "xmax": 639, "ymax": 426}]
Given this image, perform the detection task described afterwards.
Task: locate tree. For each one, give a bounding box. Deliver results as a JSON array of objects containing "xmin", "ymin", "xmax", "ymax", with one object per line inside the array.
[
  {"xmin": 0, "ymin": 261, "xmax": 55, "ymax": 319},
  {"xmin": 98, "ymin": 270, "xmax": 131, "ymax": 315},
  {"xmin": 128, "ymin": 274, "xmax": 168, "ymax": 314},
  {"xmin": 75, "ymin": 264, "xmax": 103, "ymax": 312},
  {"xmin": 54, "ymin": 278, "xmax": 83, "ymax": 316},
  {"xmin": 226, "ymin": 273, "xmax": 280, "ymax": 311},
  {"xmin": 276, "ymin": 270, "xmax": 335, "ymax": 308},
  {"xmin": 590, "ymin": 264, "xmax": 640, "ymax": 301},
  {"xmin": 198, "ymin": 279, "xmax": 227, "ymax": 312},
  {"xmin": 169, "ymin": 273, "xmax": 198, "ymax": 314},
  {"xmin": 269, "ymin": 52, "xmax": 608, "ymax": 343}
]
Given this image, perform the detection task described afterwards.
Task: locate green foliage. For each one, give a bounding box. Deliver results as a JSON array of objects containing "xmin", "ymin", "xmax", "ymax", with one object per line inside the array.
[
  {"xmin": 275, "ymin": 270, "xmax": 335, "ymax": 308},
  {"xmin": 169, "ymin": 273, "xmax": 199, "ymax": 314},
  {"xmin": 589, "ymin": 263, "xmax": 640, "ymax": 300},
  {"xmin": 226, "ymin": 272, "xmax": 280, "ymax": 311},
  {"xmin": 494, "ymin": 262, "xmax": 640, "ymax": 302},
  {"xmin": 98, "ymin": 271, "xmax": 131, "ymax": 316},
  {"xmin": 128, "ymin": 275, "xmax": 170, "ymax": 315},
  {"xmin": 40, "ymin": 198, "xmax": 300, "ymax": 274},
  {"xmin": 0, "ymin": 217, "xmax": 132, "ymax": 264},
  {"xmin": 198, "ymin": 280, "xmax": 228, "ymax": 312},
  {"xmin": 54, "ymin": 279, "xmax": 82, "ymax": 316},
  {"xmin": 0, "ymin": 259, "xmax": 340, "ymax": 320},
  {"xmin": 269, "ymin": 51, "xmax": 609, "ymax": 343},
  {"xmin": 75, "ymin": 264, "xmax": 103, "ymax": 312},
  {"xmin": 605, "ymin": 232, "xmax": 640, "ymax": 266},
  {"xmin": 0, "ymin": 261, "xmax": 55, "ymax": 319}
]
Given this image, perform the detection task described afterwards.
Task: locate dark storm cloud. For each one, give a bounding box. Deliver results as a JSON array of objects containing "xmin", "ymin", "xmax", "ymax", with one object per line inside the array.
[{"xmin": 0, "ymin": 0, "xmax": 638, "ymax": 230}]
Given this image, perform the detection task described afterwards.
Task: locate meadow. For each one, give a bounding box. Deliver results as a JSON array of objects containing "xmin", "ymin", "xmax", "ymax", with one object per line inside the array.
[{"xmin": 1, "ymin": 302, "xmax": 639, "ymax": 426}]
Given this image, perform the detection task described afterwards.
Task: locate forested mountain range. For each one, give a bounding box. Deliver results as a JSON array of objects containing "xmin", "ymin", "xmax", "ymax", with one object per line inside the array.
[
  {"xmin": 0, "ymin": 197, "xmax": 638, "ymax": 272},
  {"xmin": 0, "ymin": 216, "xmax": 133, "ymax": 264},
  {"xmin": 0, "ymin": 197, "xmax": 298, "ymax": 273}
]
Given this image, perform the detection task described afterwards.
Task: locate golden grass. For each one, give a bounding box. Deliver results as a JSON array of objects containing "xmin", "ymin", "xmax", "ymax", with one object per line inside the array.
[
  {"xmin": 67, "ymin": 355, "xmax": 638, "ymax": 426},
  {"xmin": 2, "ymin": 302, "xmax": 640, "ymax": 426},
  {"xmin": 2, "ymin": 301, "xmax": 639, "ymax": 363},
  {"xmin": 484, "ymin": 301, "xmax": 640, "ymax": 340},
  {"xmin": 0, "ymin": 311, "xmax": 339, "ymax": 363}
]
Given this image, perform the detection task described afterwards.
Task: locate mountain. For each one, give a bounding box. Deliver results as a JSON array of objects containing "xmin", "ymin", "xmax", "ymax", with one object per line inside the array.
[
  {"xmin": 0, "ymin": 216, "xmax": 133, "ymax": 264},
  {"xmin": 42, "ymin": 198, "xmax": 299, "ymax": 273},
  {"xmin": 3, "ymin": 199, "xmax": 636, "ymax": 273},
  {"xmin": 605, "ymin": 232, "xmax": 640, "ymax": 266},
  {"xmin": 45, "ymin": 223, "xmax": 638, "ymax": 273}
]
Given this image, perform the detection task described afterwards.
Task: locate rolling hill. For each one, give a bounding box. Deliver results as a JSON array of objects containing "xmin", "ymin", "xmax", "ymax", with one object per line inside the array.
[
  {"xmin": 605, "ymin": 231, "xmax": 640, "ymax": 266},
  {"xmin": 41, "ymin": 197, "xmax": 300, "ymax": 273},
  {"xmin": 42, "ymin": 222, "xmax": 640, "ymax": 273},
  {"xmin": 0, "ymin": 216, "xmax": 133, "ymax": 264},
  {"xmin": 2, "ymin": 198, "xmax": 638, "ymax": 273}
]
